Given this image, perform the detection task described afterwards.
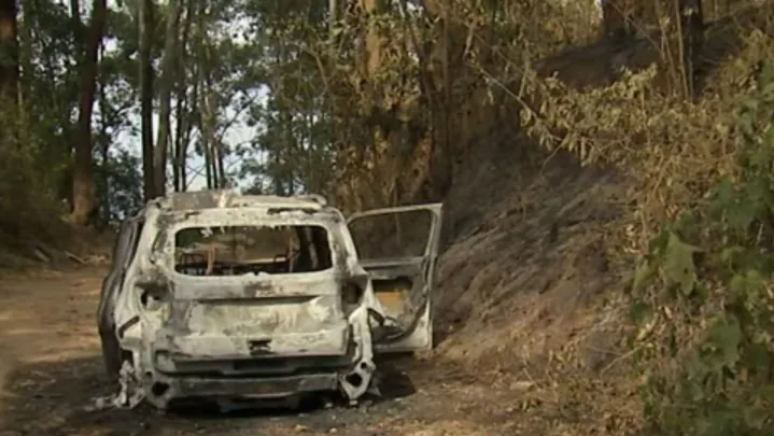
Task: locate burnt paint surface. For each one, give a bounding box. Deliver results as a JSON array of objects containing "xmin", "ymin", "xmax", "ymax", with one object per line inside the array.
[{"xmin": 104, "ymin": 191, "xmax": 437, "ymax": 409}]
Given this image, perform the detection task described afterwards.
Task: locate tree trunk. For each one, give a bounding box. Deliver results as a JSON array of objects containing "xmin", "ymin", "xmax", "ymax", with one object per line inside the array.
[
  {"xmin": 439, "ymin": 0, "xmax": 452, "ymax": 196},
  {"xmin": 200, "ymin": 77, "xmax": 218, "ymax": 190},
  {"xmin": 272, "ymin": 150, "xmax": 283, "ymax": 196},
  {"xmin": 67, "ymin": 0, "xmax": 84, "ymax": 157},
  {"xmin": 98, "ymin": 41, "xmax": 110, "ymax": 225},
  {"xmin": 139, "ymin": 0, "xmax": 155, "ymax": 201},
  {"xmin": 280, "ymin": 105, "xmax": 293, "ymax": 194},
  {"xmin": 198, "ymin": 78, "xmax": 217, "ymax": 189},
  {"xmin": 358, "ymin": 0, "xmax": 382, "ymax": 82},
  {"xmin": 180, "ymin": 80, "xmax": 196, "ymax": 191},
  {"xmin": 328, "ymin": 0, "xmax": 337, "ymax": 54},
  {"xmin": 70, "ymin": 0, "xmax": 84, "ymax": 54},
  {"xmin": 356, "ymin": 0, "xmax": 386, "ymax": 207},
  {"xmin": 70, "ymin": 0, "xmax": 107, "ymax": 225},
  {"xmin": 601, "ymin": 0, "xmax": 635, "ymax": 39},
  {"xmin": 215, "ymin": 139, "xmax": 225, "ymax": 188},
  {"xmin": 153, "ymin": 0, "xmax": 182, "ymax": 196},
  {"xmin": 69, "ymin": 0, "xmax": 81, "ymax": 25},
  {"xmin": 18, "ymin": 1, "xmax": 30, "ymax": 117},
  {"xmin": 680, "ymin": 0, "xmax": 704, "ymax": 97},
  {"xmin": 173, "ymin": 0, "xmax": 192, "ymax": 192},
  {"xmin": 173, "ymin": 90, "xmax": 185, "ymax": 191},
  {"xmin": 193, "ymin": 0, "xmax": 218, "ymax": 190},
  {"xmin": 204, "ymin": 146, "xmax": 212, "ymax": 188},
  {"xmin": 0, "ymin": 0, "xmax": 18, "ymax": 107},
  {"xmin": 658, "ymin": 0, "xmax": 704, "ymax": 99}
]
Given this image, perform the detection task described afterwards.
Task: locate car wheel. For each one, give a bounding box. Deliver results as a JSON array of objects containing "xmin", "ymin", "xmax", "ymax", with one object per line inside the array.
[{"xmin": 99, "ymin": 330, "xmax": 123, "ymax": 381}]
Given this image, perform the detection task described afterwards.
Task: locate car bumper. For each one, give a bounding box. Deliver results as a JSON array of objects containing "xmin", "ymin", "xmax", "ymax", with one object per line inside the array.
[{"xmin": 143, "ymin": 371, "xmax": 340, "ymax": 409}]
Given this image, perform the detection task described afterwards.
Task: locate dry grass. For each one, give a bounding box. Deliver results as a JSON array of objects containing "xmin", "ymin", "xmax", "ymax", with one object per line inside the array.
[{"xmin": 417, "ymin": 3, "xmax": 774, "ymax": 435}]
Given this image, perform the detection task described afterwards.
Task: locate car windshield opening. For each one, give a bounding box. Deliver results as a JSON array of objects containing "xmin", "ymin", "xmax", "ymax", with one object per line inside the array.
[{"xmin": 173, "ymin": 224, "xmax": 332, "ymax": 276}]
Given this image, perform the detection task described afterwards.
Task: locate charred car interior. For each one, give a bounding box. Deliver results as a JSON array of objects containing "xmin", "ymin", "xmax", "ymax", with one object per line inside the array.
[
  {"xmin": 96, "ymin": 191, "xmax": 442, "ymax": 412},
  {"xmin": 174, "ymin": 224, "xmax": 333, "ymax": 277}
]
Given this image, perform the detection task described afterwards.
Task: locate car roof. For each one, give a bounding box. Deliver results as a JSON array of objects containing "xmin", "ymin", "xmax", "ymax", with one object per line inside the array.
[{"xmin": 164, "ymin": 190, "xmax": 329, "ymax": 212}]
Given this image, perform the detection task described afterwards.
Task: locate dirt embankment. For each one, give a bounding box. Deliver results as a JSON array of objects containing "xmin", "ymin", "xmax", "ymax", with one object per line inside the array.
[
  {"xmin": 421, "ymin": 7, "xmax": 770, "ymax": 432},
  {"xmin": 436, "ymin": 146, "xmax": 626, "ymax": 367},
  {"xmin": 429, "ymin": 1, "xmax": 771, "ymax": 372},
  {"xmin": 426, "ymin": 54, "xmax": 631, "ymax": 379},
  {"xmin": 0, "ymin": 222, "xmax": 111, "ymax": 272}
]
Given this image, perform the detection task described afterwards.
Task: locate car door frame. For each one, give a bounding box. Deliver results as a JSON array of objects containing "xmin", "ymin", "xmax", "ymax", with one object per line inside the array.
[{"xmin": 346, "ymin": 203, "xmax": 443, "ymax": 353}]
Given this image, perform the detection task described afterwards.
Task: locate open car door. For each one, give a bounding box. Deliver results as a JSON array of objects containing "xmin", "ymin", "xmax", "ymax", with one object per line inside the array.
[{"xmin": 346, "ymin": 203, "xmax": 442, "ymax": 353}]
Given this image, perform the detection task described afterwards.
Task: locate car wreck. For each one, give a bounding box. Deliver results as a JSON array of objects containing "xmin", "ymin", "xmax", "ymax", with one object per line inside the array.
[{"xmin": 96, "ymin": 191, "xmax": 442, "ymax": 411}]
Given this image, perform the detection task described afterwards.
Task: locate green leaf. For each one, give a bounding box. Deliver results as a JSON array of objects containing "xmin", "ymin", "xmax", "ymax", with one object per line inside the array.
[
  {"xmin": 632, "ymin": 260, "xmax": 653, "ymax": 292},
  {"xmin": 708, "ymin": 316, "xmax": 742, "ymax": 367},
  {"xmin": 738, "ymin": 112, "xmax": 755, "ymax": 137},
  {"xmin": 762, "ymin": 80, "xmax": 774, "ymax": 98},
  {"xmin": 647, "ymin": 228, "xmax": 671, "ymax": 256},
  {"xmin": 748, "ymin": 343, "xmax": 771, "ymax": 374},
  {"xmin": 760, "ymin": 61, "xmax": 774, "ymax": 87},
  {"xmin": 663, "ymin": 232, "xmax": 701, "ymax": 295},
  {"xmin": 725, "ymin": 195, "xmax": 758, "ymax": 232},
  {"xmin": 673, "ymin": 211, "xmax": 700, "ymax": 239},
  {"xmin": 740, "ymin": 97, "xmax": 760, "ymax": 112},
  {"xmin": 629, "ymin": 301, "xmax": 652, "ymax": 325},
  {"xmin": 705, "ymin": 408, "xmax": 741, "ymax": 436},
  {"xmin": 692, "ymin": 283, "xmax": 710, "ymax": 304},
  {"xmin": 720, "ymin": 246, "xmax": 744, "ymax": 265},
  {"xmin": 729, "ymin": 273, "xmax": 747, "ymax": 294}
]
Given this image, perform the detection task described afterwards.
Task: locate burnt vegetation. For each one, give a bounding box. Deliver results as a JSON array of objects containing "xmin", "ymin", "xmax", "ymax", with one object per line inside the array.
[{"xmin": 1, "ymin": 0, "xmax": 774, "ymax": 434}]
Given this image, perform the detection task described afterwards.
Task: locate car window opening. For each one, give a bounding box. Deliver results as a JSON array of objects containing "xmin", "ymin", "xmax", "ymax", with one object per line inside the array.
[
  {"xmin": 173, "ymin": 225, "xmax": 332, "ymax": 276},
  {"xmin": 348, "ymin": 209, "xmax": 433, "ymax": 260}
]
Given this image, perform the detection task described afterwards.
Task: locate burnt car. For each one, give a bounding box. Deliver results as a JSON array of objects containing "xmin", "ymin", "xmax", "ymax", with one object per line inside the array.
[{"xmin": 96, "ymin": 191, "xmax": 442, "ymax": 411}]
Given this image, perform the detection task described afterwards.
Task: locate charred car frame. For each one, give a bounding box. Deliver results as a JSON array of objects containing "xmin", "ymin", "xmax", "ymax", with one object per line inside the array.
[{"xmin": 96, "ymin": 191, "xmax": 442, "ymax": 411}]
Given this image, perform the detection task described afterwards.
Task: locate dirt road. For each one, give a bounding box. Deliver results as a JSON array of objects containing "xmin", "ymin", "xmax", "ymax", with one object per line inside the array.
[{"xmin": 0, "ymin": 267, "xmax": 522, "ymax": 436}]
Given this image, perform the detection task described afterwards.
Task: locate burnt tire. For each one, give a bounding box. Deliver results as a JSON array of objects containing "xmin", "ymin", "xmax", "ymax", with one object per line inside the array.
[{"xmin": 99, "ymin": 330, "xmax": 122, "ymax": 381}]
